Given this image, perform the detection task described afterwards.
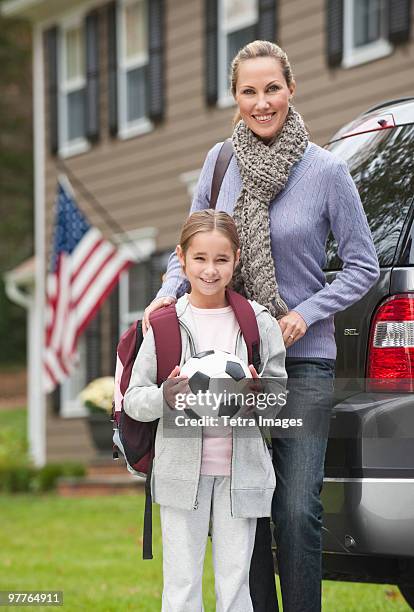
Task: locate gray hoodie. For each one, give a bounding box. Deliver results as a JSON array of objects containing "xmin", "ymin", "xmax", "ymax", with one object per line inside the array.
[{"xmin": 123, "ymin": 294, "xmax": 287, "ymax": 518}]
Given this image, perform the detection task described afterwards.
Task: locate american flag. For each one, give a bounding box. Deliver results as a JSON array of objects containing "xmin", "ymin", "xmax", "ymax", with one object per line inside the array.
[{"xmin": 44, "ymin": 178, "xmax": 134, "ymax": 392}]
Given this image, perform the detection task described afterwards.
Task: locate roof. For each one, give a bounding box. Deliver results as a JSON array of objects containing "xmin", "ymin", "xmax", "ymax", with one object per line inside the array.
[
  {"xmin": 4, "ymin": 256, "xmax": 35, "ymax": 285},
  {"xmin": 3, "ymin": 256, "xmax": 35, "ymax": 309},
  {"xmin": 2, "ymin": 0, "xmax": 43, "ymax": 18},
  {"xmin": 1, "ymin": 0, "xmax": 75, "ymax": 21}
]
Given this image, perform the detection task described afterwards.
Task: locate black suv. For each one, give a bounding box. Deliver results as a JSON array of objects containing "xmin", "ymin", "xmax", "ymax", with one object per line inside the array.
[{"xmin": 322, "ymin": 98, "xmax": 414, "ymax": 608}]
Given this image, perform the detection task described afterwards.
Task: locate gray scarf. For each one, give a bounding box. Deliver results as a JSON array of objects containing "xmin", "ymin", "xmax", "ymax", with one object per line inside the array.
[{"xmin": 231, "ymin": 106, "xmax": 309, "ymax": 319}]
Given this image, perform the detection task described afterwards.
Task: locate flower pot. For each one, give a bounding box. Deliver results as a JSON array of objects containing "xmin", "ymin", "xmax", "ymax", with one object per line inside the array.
[{"xmin": 86, "ymin": 412, "xmax": 113, "ymax": 456}]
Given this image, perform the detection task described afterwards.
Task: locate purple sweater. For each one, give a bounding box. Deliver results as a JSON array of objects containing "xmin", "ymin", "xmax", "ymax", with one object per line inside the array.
[{"xmin": 156, "ymin": 141, "xmax": 380, "ymax": 359}]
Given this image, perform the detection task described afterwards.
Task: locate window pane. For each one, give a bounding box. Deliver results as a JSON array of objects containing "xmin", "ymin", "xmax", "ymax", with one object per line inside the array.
[
  {"xmin": 227, "ymin": 25, "xmax": 256, "ymax": 76},
  {"xmin": 354, "ymin": 0, "xmax": 381, "ymax": 47},
  {"xmin": 126, "ymin": 66, "xmax": 147, "ymax": 122},
  {"xmin": 149, "ymin": 252, "xmax": 171, "ymax": 299},
  {"xmin": 125, "ymin": 0, "xmax": 147, "ymax": 59},
  {"xmin": 224, "ymin": 0, "xmax": 257, "ymax": 25},
  {"xmin": 128, "ymin": 262, "xmax": 150, "ymax": 313},
  {"xmin": 67, "ymin": 88, "xmax": 86, "ymax": 140},
  {"xmin": 325, "ymin": 125, "xmax": 414, "ymax": 269},
  {"xmin": 65, "ymin": 26, "xmax": 85, "ymax": 80}
]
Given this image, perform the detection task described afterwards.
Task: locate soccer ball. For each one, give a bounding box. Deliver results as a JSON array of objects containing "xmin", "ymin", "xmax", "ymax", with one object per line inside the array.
[{"xmin": 179, "ymin": 349, "xmax": 252, "ymax": 420}]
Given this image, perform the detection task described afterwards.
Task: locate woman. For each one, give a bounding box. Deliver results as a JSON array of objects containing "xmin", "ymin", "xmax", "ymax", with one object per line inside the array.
[{"xmin": 142, "ymin": 41, "xmax": 379, "ymax": 612}]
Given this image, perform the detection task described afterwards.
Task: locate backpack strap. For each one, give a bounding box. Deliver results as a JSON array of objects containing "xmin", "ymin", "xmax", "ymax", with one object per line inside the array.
[
  {"xmin": 142, "ymin": 422, "xmax": 157, "ymax": 560},
  {"xmin": 225, "ymin": 288, "xmax": 261, "ymax": 373},
  {"xmin": 141, "ymin": 304, "xmax": 181, "ymax": 560},
  {"xmin": 150, "ymin": 303, "xmax": 182, "ymax": 385},
  {"xmin": 210, "ymin": 138, "xmax": 233, "ymax": 210}
]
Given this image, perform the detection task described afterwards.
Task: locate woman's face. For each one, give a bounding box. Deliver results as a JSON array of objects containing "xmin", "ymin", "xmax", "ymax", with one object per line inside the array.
[{"xmin": 234, "ymin": 56, "xmax": 295, "ymax": 143}]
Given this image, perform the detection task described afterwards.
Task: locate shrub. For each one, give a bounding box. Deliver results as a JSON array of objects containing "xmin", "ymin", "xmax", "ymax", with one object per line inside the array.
[{"xmin": 0, "ymin": 462, "xmax": 86, "ymax": 493}]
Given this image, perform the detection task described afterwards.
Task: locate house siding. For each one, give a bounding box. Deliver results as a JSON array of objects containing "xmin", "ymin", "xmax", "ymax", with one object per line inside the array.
[
  {"xmin": 40, "ymin": 0, "xmax": 413, "ymax": 461},
  {"xmin": 43, "ymin": 0, "xmax": 414, "ymax": 251}
]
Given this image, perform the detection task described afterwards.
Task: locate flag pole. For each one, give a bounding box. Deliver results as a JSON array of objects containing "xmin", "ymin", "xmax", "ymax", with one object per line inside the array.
[{"xmin": 31, "ymin": 24, "xmax": 47, "ymax": 467}]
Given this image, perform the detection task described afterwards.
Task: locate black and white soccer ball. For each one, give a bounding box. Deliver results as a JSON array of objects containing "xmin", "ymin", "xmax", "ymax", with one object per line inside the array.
[{"xmin": 179, "ymin": 349, "xmax": 252, "ymax": 420}]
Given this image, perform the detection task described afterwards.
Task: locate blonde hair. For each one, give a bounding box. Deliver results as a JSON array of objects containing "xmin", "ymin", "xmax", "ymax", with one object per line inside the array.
[
  {"xmin": 230, "ymin": 40, "xmax": 294, "ymax": 127},
  {"xmin": 179, "ymin": 210, "xmax": 240, "ymax": 257}
]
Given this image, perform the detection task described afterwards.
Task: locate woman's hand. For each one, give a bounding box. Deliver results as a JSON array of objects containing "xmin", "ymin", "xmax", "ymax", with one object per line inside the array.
[
  {"xmin": 142, "ymin": 296, "xmax": 177, "ymax": 335},
  {"xmin": 278, "ymin": 310, "xmax": 308, "ymax": 348},
  {"xmin": 162, "ymin": 365, "xmax": 189, "ymax": 411}
]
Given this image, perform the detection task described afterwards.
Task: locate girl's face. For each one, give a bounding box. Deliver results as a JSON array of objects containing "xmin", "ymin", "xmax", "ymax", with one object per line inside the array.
[
  {"xmin": 234, "ymin": 56, "xmax": 295, "ymax": 143},
  {"xmin": 176, "ymin": 230, "xmax": 240, "ymax": 307}
]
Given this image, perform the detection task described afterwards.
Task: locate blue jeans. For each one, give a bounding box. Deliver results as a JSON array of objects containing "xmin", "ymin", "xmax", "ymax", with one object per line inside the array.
[{"xmin": 249, "ymin": 357, "xmax": 335, "ymax": 612}]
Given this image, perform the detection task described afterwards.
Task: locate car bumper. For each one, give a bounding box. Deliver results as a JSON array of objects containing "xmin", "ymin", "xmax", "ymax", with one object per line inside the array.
[{"xmin": 322, "ymin": 391, "xmax": 414, "ymax": 558}]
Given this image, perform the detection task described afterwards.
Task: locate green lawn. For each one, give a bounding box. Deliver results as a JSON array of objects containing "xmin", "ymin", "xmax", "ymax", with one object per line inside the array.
[
  {"xmin": 0, "ymin": 407, "xmax": 28, "ymax": 465},
  {"xmin": 0, "ymin": 493, "xmax": 411, "ymax": 611}
]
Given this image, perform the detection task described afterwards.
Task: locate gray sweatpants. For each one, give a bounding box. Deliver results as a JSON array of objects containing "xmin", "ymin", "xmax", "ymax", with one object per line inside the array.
[{"xmin": 160, "ymin": 475, "xmax": 257, "ymax": 612}]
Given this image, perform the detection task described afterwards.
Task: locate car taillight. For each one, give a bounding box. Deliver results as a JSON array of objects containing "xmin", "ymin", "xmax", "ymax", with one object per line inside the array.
[{"xmin": 367, "ymin": 294, "xmax": 414, "ymax": 392}]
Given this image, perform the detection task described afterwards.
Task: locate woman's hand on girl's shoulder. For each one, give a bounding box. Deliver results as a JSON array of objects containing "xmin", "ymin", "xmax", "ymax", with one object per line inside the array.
[
  {"xmin": 278, "ymin": 310, "xmax": 308, "ymax": 348},
  {"xmin": 142, "ymin": 296, "xmax": 177, "ymax": 335}
]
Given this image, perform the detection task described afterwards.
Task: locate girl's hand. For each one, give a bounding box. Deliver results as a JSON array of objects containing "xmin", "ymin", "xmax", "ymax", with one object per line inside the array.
[
  {"xmin": 142, "ymin": 296, "xmax": 177, "ymax": 335},
  {"xmin": 278, "ymin": 311, "xmax": 308, "ymax": 348},
  {"xmin": 162, "ymin": 365, "xmax": 189, "ymax": 411}
]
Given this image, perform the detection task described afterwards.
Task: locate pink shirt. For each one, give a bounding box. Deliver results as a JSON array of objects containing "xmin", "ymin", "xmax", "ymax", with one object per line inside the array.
[{"xmin": 188, "ymin": 301, "xmax": 240, "ymax": 476}]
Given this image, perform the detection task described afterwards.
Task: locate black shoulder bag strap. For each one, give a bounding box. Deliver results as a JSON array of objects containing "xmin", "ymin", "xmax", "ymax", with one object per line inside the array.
[
  {"xmin": 210, "ymin": 138, "xmax": 234, "ymax": 209},
  {"xmin": 142, "ymin": 305, "xmax": 182, "ymax": 560}
]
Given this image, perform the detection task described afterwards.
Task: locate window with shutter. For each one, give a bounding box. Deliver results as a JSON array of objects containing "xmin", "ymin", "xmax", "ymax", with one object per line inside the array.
[
  {"xmin": 217, "ymin": 0, "xmax": 259, "ymax": 107},
  {"xmin": 85, "ymin": 310, "xmax": 102, "ymax": 383},
  {"xmin": 109, "ymin": 287, "xmax": 120, "ymax": 373},
  {"xmin": 58, "ymin": 15, "xmax": 90, "ymax": 157},
  {"xmin": 117, "ymin": 0, "xmax": 153, "ymax": 139},
  {"xmin": 388, "ymin": 0, "xmax": 411, "ymax": 44},
  {"xmin": 257, "ymin": 0, "xmax": 277, "ymax": 42},
  {"xmin": 107, "ymin": 1, "xmax": 118, "ymax": 136},
  {"xmin": 115, "ymin": 228, "xmax": 156, "ymax": 334},
  {"xmin": 85, "ymin": 11, "xmax": 100, "ymax": 142},
  {"xmin": 342, "ymin": 0, "xmax": 393, "ymax": 67},
  {"xmin": 46, "ymin": 27, "xmax": 59, "ymax": 155},
  {"xmin": 148, "ymin": 0, "xmax": 165, "ymax": 122},
  {"xmin": 59, "ymin": 335, "xmax": 88, "ymax": 417},
  {"xmin": 118, "ymin": 250, "xmax": 170, "ymax": 333}
]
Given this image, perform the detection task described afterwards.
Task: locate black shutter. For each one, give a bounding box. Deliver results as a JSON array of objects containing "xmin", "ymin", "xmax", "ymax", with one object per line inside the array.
[
  {"xmin": 85, "ymin": 10, "xmax": 100, "ymax": 142},
  {"xmin": 109, "ymin": 286, "xmax": 120, "ymax": 373},
  {"xmin": 150, "ymin": 252, "xmax": 170, "ymax": 299},
  {"xmin": 148, "ymin": 0, "xmax": 165, "ymax": 122},
  {"xmin": 85, "ymin": 310, "xmax": 102, "ymax": 383},
  {"xmin": 205, "ymin": 0, "xmax": 218, "ymax": 106},
  {"xmin": 326, "ymin": 0, "xmax": 344, "ymax": 67},
  {"xmin": 107, "ymin": 1, "xmax": 118, "ymax": 136},
  {"xmin": 388, "ymin": 0, "xmax": 411, "ymax": 44},
  {"xmin": 46, "ymin": 27, "xmax": 59, "ymax": 154},
  {"xmin": 257, "ymin": 0, "xmax": 277, "ymax": 42}
]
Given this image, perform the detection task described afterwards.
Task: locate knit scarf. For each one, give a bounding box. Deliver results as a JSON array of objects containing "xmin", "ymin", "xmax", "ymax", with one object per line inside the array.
[{"xmin": 231, "ymin": 106, "xmax": 309, "ymax": 319}]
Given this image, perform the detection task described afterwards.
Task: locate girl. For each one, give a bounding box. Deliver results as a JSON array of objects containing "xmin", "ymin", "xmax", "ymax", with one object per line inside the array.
[{"xmin": 123, "ymin": 210, "xmax": 286, "ymax": 612}]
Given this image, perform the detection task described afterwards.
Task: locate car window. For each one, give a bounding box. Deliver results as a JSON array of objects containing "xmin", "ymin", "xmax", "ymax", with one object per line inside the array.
[{"xmin": 325, "ymin": 123, "xmax": 414, "ymax": 270}]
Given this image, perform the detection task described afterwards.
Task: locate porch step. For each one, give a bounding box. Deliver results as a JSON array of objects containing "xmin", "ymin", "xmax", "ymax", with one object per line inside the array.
[
  {"xmin": 57, "ymin": 474, "xmax": 145, "ymax": 497},
  {"xmin": 87, "ymin": 458, "xmax": 130, "ymax": 477}
]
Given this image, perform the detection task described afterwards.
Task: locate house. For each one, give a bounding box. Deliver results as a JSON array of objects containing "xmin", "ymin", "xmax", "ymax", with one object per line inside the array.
[{"xmin": 2, "ymin": 0, "xmax": 413, "ymax": 466}]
